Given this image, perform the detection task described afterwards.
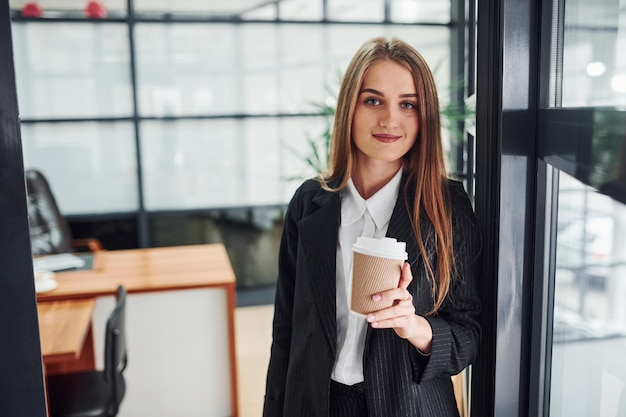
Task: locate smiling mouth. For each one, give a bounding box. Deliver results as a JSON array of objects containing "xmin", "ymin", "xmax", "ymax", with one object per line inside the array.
[{"xmin": 372, "ymin": 134, "xmax": 402, "ymax": 143}]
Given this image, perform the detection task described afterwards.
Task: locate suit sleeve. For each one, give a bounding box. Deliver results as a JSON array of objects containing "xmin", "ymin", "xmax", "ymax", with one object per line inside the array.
[
  {"xmin": 262, "ymin": 187, "xmax": 301, "ymax": 417},
  {"xmin": 409, "ymin": 181, "xmax": 483, "ymax": 382}
]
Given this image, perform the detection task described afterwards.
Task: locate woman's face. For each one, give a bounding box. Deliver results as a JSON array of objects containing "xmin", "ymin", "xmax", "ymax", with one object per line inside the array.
[{"xmin": 351, "ymin": 59, "xmax": 419, "ymax": 169}]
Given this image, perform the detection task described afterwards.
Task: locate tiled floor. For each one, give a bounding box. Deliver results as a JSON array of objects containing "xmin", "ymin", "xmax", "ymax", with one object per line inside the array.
[{"xmin": 235, "ymin": 304, "xmax": 274, "ymax": 417}]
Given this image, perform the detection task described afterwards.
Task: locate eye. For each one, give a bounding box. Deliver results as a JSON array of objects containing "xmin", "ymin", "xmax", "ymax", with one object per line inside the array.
[
  {"xmin": 401, "ymin": 101, "xmax": 417, "ymax": 110},
  {"xmin": 365, "ymin": 97, "xmax": 381, "ymax": 106}
]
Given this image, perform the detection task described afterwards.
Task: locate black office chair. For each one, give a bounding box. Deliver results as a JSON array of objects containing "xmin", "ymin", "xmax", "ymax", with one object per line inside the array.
[
  {"xmin": 25, "ymin": 169, "xmax": 102, "ymax": 256},
  {"xmin": 46, "ymin": 285, "xmax": 128, "ymax": 417}
]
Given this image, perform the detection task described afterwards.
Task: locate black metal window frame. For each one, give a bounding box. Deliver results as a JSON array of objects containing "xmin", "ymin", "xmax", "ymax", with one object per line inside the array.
[{"xmin": 474, "ymin": 0, "xmax": 626, "ymax": 416}]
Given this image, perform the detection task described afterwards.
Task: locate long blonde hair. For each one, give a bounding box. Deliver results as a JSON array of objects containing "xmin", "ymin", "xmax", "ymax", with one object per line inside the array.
[{"xmin": 319, "ymin": 37, "xmax": 454, "ymax": 314}]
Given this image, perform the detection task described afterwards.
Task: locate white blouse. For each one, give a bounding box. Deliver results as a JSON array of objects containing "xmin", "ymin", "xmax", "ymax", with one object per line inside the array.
[{"xmin": 331, "ymin": 168, "xmax": 403, "ymax": 385}]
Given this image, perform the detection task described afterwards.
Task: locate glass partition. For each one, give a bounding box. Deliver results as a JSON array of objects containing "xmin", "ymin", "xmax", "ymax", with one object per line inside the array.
[
  {"xmin": 390, "ymin": 0, "xmax": 451, "ymax": 24},
  {"xmin": 140, "ymin": 116, "xmax": 329, "ymax": 210},
  {"xmin": 10, "ymin": 0, "xmax": 468, "ymax": 253},
  {"xmin": 553, "ymin": 0, "xmax": 626, "ymax": 107},
  {"xmin": 135, "ymin": 23, "xmax": 450, "ymax": 117},
  {"xmin": 12, "ymin": 23, "xmax": 132, "ymax": 119},
  {"xmin": 327, "ymin": 0, "xmax": 385, "ymax": 21},
  {"xmin": 20, "ymin": 121, "xmax": 138, "ymax": 214},
  {"xmin": 550, "ymin": 170, "xmax": 626, "ymax": 416},
  {"xmin": 133, "ymin": 0, "xmax": 277, "ymax": 19}
]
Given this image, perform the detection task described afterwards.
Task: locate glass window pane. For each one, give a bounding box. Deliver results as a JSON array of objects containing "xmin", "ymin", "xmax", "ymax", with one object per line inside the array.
[
  {"xmin": 550, "ymin": 170, "xmax": 626, "ymax": 416},
  {"xmin": 135, "ymin": 24, "xmax": 449, "ymax": 117},
  {"xmin": 554, "ymin": 0, "xmax": 626, "ymax": 107},
  {"xmin": 133, "ymin": 0, "xmax": 277, "ymax": 20},
  {"xmin": 279, "ymin": 115, "xmax": 330, "ymax": 184},
  {"xmin": 20, "ymin": 122, "xmax": 138, "ymax": 214},
  {"xmin": 327, "ymin": 0, "xmax": 384, "ymax": 22},
  {"xmin": 241, "ymin": 4, "xmax": 277, "ymax": 20},
  {"xmin": 135, "ymin": 24, "xmax": 241, "ymax": 117},
  {"xmin": 322, "ymin": 25, "xmax": 450, "ymax": 83},
  {"xmin": 274, "ymin": 25, "xmax": 327, "ymax": 114},
  {"xmin": 390, "ymin": 0, "xmax": 450, "ymax": 24},
  {"xmin": 140, "ymin": 119, "xmax": 240, "ymax": 210},
  {"xmin": 279, "ymin": 0, "xmax": 323, "ymax": 21},
  {"xmin": 11, "ymin": 22, "xmax": 132, "ymax": 119},
  {"xmin": 140, "ymin": 117, "xmax": 327, "ymax": 210}
]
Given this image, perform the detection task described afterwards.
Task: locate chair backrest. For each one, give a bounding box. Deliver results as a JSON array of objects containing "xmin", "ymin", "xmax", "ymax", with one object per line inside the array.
[
  {"xmin": 104, "ymin": 285, "xmax": 128, "ymax": 416},
  {"xmin": 24, "ymin": 169, "xmax": 74, "ymax": 256}
]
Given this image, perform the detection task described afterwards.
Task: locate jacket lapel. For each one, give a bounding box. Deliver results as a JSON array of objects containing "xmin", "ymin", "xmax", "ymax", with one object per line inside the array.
[
  {"xmin": 386, "ymin": 186, "xmax": 419, "ymax": 263},
  {"xmin": 364, "ymin": 176, "xmax": 434, "ymax": 351},
  {"xmin": 386, "ymin": 174, "xmax": 424, "ymax": 267},
  {"xmin": 298, "ymin": 186, "xmax": 341, "ymax": 356}
]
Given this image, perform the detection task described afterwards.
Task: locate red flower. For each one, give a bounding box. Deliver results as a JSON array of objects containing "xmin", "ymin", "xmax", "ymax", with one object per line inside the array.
[
  {"xmin": 22, "ymin": 2, "xmax": 43, "ymax": 18},
  {"xmin": 85, "ymin": 1, "xmax": 107, "ymax": 19}
]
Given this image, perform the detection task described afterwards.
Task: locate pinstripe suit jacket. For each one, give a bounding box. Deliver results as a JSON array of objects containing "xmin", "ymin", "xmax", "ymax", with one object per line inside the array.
[{"xmin": 263, "ymin": 174, "xmax": 482, "ymax": 417}]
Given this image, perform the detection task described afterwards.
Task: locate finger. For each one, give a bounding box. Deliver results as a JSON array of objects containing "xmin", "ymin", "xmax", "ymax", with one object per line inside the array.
[
  {"xmin": 398, "ymin": 262, "xmax": 413, "ymax": 290},
  {"xmin": 367, "ymin": 298, "xmax": 415, "ymax": 323},
  {"xmin": 367, "ymin": 307, "xmax": 415, "ymax": 329},
  {"xmin": 369, "ymin": 316, "xmax": 405, "ymax": 329},
  {"xmin": 371, "ymin": 287, "xmax": 411, "ymax": 304}
]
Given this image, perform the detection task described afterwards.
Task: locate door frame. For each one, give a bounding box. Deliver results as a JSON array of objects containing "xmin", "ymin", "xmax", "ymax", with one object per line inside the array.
[
  {"xmin": 473, "ymin": 0, "xmax": 543, "ymax": 415},
  {"xmin": 0, "ymin": 1, "xmax": 47, "ymax": 415}
]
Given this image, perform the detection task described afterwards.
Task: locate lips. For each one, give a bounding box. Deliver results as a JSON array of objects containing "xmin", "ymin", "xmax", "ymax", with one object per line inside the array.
[{"xmin": 372, "ymin": 134, "xmax": 402, "ymax": 143}]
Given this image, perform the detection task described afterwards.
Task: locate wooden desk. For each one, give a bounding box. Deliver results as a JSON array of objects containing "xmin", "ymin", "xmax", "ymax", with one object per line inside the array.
[
  {"xmin": 37, "ymin": 298, "xmax": 96, "ymax": 370},
  {"xmin": 37, "ymin": 244, "xmax": 237, "ymax": 301},
  {"xmin": 36, "ymin": 244, "xmax": 239, "ymax": 417}
]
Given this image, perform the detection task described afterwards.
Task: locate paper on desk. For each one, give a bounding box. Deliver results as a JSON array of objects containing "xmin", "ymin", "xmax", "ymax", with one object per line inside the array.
[{"xmin": 33, "ymin": 253, "xmax": 86, "ymax": 272}]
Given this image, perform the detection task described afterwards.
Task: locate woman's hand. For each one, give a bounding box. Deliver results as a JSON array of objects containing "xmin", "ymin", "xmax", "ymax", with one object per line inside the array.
[{"xmin": 366, "ymin": 262, "xmax": 433, "ymax": 354}]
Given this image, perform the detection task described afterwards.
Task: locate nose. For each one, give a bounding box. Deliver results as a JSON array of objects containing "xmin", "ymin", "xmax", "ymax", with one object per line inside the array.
[{"xmin": 378, "ymin": 105, "xmax": 399, "ymax": 129}]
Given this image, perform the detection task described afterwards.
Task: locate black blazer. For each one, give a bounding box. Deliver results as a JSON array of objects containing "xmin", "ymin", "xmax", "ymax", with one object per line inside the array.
[{"xmin": 263, "ymin": 175, "xmax": 482, "ymax": 417}]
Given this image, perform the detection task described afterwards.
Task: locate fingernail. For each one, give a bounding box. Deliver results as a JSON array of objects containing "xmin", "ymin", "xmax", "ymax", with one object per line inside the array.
[
  {"xmin": 367, "ymin": 314, "xmax": 375, "ymax": 322},
  {"xmin": 372, "ymin": 294, "xmax": 382, "ymax": 302}
]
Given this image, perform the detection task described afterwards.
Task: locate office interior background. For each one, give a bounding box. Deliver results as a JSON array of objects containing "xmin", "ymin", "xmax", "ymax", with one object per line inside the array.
[
  {"xmin": 10, "ymin": 0, "xmax": 474, "ymax": 304},
  {"xmin": 2, "ymin": 0, "xmax": 626, "ymax": 416}
]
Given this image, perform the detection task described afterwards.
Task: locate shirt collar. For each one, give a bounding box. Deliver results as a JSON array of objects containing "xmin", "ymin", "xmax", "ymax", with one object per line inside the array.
[{"xmin": 341, "ymin": 168, "xmax": 403, "ymax": 229}]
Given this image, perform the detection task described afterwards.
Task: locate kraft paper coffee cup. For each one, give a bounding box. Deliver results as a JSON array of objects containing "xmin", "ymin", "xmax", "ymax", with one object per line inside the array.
[{"xmin": 350, "ymin": 237, "xmax": 408, "ymax": 316}]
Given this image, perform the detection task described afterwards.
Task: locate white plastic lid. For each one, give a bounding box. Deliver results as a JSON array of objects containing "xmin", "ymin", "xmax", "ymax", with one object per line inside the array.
[{"xmin": 352, "ymin": 236, "xmax": 408, "ymax": 260}]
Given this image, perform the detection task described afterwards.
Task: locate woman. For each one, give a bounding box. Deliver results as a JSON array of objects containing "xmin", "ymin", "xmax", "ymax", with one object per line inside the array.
[{"xmin": 264, "ymin": 36, "xmax": 482, "ymax": 417}]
